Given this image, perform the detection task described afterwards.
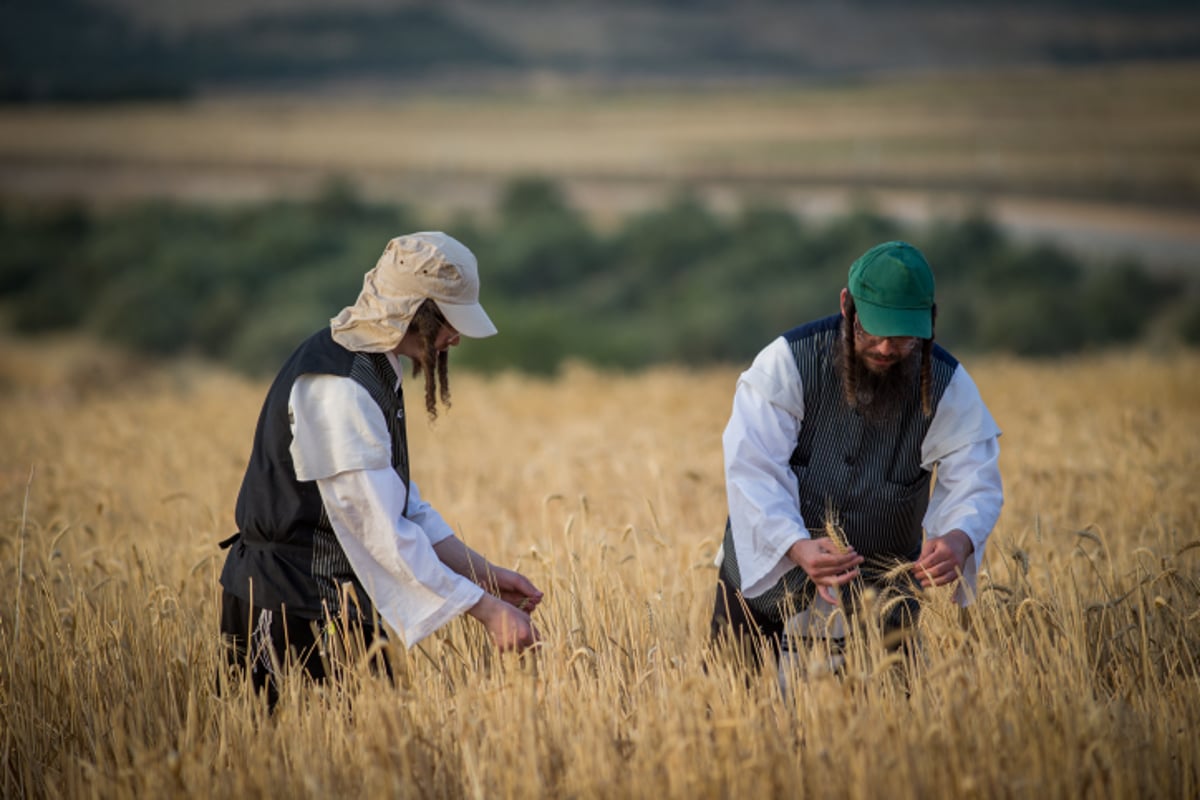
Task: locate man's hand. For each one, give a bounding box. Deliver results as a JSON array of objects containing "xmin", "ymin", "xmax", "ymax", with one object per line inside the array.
[
  {"xmin": 483, "ymin": 567, "xmax": 544, "ymax": 613},
  {"xmin": 468, "ymin": 594, "xmax": 541, "ymax": 652},
  {"xmin": 911, "ymin": 530, "xmax": 974, "ymax": 588},
  {"xmin": 787, "ymin": 538, "xmax": 865, "ymax": 605},
  {"xmin": 434, "ymin": 536, "xmax": 545, "ymax": 613}
]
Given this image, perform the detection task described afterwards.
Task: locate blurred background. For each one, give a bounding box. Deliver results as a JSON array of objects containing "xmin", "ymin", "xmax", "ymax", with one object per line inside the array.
[{"xmin": 1, "ymin": 0, "xmax": 1198, "ymax": 374}]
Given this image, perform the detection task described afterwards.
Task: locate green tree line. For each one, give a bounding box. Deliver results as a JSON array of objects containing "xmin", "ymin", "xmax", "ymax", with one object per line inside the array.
[{"xmin": 1, "ymin": 177, "xmax": 1195, "ymax": 375}]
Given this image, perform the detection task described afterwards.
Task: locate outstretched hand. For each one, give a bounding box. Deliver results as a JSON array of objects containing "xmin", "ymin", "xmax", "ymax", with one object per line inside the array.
[{"xmin": 787, "ymin": 538, "xmax": 865, "ymax": 605}]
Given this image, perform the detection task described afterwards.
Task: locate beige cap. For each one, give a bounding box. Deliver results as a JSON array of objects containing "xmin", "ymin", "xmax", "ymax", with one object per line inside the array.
[{"xmin": 330, "ymin": 232, "xmax": 498, "ymax": 352}]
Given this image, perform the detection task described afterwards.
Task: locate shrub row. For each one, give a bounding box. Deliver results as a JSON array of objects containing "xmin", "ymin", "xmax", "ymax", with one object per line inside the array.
[{"xmin": 0, "ymin": 177, "xmax": 1193, "ymax": 375}]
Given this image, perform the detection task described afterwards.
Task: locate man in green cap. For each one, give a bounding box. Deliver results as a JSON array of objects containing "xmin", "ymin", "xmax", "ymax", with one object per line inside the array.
[{"xmin": 709, "ymin": 240, "xmax": 1002, "ymax": 667}]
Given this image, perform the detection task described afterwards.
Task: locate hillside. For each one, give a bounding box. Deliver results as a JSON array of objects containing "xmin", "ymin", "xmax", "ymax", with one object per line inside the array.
[{"xmin": 3, "ymin": 1, "xmax": 1200, "ymax": 100}]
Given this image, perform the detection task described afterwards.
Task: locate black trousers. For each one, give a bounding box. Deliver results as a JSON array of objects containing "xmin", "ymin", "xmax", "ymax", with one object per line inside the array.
[{"xmin": 219, "ymin": 590, "xmax": 392, "ymax": 708}]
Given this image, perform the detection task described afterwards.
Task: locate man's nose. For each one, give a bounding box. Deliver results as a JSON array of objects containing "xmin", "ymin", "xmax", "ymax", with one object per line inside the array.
[{"xmin": 875, "ymin": 338, "xmax": 901, "ymax": 357}]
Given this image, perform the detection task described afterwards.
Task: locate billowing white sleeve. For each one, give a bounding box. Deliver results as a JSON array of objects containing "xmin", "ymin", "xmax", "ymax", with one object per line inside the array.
[
  {"xmin": 723, "ymin": 337, "xmax": 811, "ymax": 599},
  {"xmin": 921, "ymin": 365, "xmax": 1004, "ymax": 600},
  {"xmin": 288, "ymin": 373, "xmax": 484, "ymax": 646},
  {"xmin": 317, "ymin": 469, "xmax": 484, "ymax": 646},
  {"xmin": 289, "ymin": 374, "xmax": 391, "ymax": 480},
  {"xmin": 404, "ymin": 480, "xmax": 457, "ymax": 546}
]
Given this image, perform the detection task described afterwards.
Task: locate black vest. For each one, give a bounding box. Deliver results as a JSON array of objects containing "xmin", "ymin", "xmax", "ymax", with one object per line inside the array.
[
  {"xmin": 219, "ymin": 328, "xmax": 411, "ymax": 620},
  {"xmin": 721, "ymin": 314, "xmax": 958, "ymax": 620}
]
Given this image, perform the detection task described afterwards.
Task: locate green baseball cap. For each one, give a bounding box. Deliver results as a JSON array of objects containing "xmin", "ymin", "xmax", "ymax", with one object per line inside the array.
[{"xmin": 847, "ymin": 241, "xmax": 935, "ymax": 339}]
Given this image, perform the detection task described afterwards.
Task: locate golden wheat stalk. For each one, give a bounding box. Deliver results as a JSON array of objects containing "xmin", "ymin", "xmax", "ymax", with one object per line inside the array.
[{"xmin": 821, "ymin": 502, "xmax": 851, "ymax": 553}]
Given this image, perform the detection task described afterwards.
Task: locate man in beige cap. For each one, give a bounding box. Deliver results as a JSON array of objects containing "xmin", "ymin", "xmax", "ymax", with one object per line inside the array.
[{"xmin": 218, "ymin": 232, "xmax": 542, "ymax": 706}]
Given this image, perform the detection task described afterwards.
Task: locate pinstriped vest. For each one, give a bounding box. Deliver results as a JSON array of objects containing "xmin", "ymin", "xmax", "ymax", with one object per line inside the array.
[
  {"xmin": 721, "ymin": 315, "xmax": 958, "ymax": 620},
  {"xmin": 220, "ymin": 328, "xmax": 410, "ymax": 621}
]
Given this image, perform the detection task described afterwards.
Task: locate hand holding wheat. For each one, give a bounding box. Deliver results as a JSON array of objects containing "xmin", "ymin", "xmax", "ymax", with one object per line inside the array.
[
  {"xmin": 786, "ymin": 519, "xmax": 864, "ymax": 605},
  {"xmin": 911, "ymin": 530, "xmax": 974, "ymax": 588}
]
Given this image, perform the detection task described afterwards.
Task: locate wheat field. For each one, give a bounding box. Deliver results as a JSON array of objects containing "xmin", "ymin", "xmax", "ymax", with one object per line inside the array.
[{"xmin": 1, "ymin": 336, "xmax": 1197, "ymax": 798}]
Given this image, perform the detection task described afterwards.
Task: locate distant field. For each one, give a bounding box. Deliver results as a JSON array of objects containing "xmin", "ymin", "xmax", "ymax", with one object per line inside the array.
[
  {"xmin": 1, "ymin": 63, "xmax": 1198, "ymax": 205},
  {"xmin": 2, "ymin": 62, "xmax": 1199, "ymax": 268},
  {"xmin": 1, "ymin": 337, "xmax": 1197, "ymax": 797}
]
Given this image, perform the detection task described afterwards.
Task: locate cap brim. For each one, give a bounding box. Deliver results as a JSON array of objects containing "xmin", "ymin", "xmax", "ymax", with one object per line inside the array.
[
  {"xmin": 855, "ymin": 298, "xmax": 932, "ymax": 339},
  {"xmin": 435, "ymin": 300, "xmax": 498, "ymax": 338}
]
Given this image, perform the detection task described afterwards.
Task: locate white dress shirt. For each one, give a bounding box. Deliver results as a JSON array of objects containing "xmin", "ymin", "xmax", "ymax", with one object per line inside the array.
[
  {"xmin": 287, "ymin": 354, "xmax": 483, "ymax": 646},
  {"xmin": 722, "ymin": 336, "xmax": 1003, "ymax": 603}
]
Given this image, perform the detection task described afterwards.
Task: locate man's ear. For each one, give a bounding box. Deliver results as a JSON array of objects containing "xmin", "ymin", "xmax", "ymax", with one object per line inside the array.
[{"xmin": 839, "ymin": 288, "xmax": 851, "ymax": 319}]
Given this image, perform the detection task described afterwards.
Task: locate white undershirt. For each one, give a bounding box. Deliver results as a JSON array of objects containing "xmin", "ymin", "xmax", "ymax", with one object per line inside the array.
[
  {"xmin": 286, "ymin": 356, "xmax": 483, "ymax": 647},
  {"xmin": 722, "ymin": 336, "xmax": 1004, "ymax": 602}
]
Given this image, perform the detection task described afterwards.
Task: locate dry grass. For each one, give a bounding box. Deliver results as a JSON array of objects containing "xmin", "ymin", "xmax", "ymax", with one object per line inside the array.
[{"xmin": 1, "ymin": 336, "xmax": 1198, "ymax": 798}]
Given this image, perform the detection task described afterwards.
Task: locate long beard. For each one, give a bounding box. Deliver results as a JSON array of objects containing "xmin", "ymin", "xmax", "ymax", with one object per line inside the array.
[{"xmin": 838, "ymin": 341, "xmax": 921, "ymax": 426}]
